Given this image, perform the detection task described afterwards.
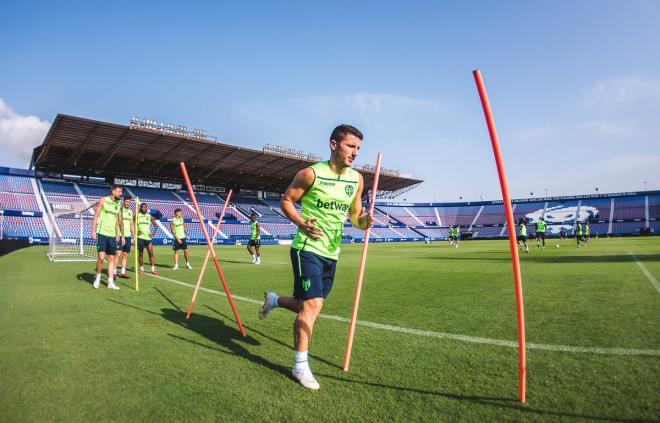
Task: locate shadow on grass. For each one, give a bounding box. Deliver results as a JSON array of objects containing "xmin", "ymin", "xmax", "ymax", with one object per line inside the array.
[
  {"xmin": 76, "ymin": 272, "xmax": 96, "ymax": 285},
  {"xmin": 106, "ymin": 296, "xmax": 292, "ymax": 380},
  {"xmin": 422, "ymin": 253, "xmax": 660, "ymax": 264},
  {"xmin": 316, "ymin": 373, "xmax": 655, "ymax": 422}
]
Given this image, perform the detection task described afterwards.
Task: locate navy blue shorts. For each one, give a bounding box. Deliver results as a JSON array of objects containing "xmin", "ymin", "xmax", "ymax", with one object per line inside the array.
[
  {"xmin": 248, "ymin": 239, "xmax": 260, "ymax": 248},
  {"xmin": 290, "ymin": 248, "xmax": 337, "ymax": 300},
  {"xmin": 138, "ymin": 238, "xmax": 152, "ymax": 252},
  {"xmin": 173, "ymin": 238, "xmax": 188, "ymax": 251},
  {"xmin": 97, "ymin": 234, "xmax": 117, "ymax": 255},
  {"xmin": 518, "ymin": 235, "xmax": 527, "ymax": 242},
  {"xmin": 536, "ymin": 232, "xmax": 545, "ymax": 239},
  {"xmin": 121, "ymin": 236, "xmax": 132, "ymax": 253}
]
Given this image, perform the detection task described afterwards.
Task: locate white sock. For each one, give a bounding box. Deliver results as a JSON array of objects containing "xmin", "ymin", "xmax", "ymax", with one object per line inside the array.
[
  {"xmin": 252, "ymin": 255, "xmax": 256, "ymax": 260},
  {"xmin": 108, "ymin": 277, "xmax": 114, "ymax": 285},
  {"xmin": 140, "ymin": 266, "xmax": 144, "ymax": 271},
  {"xmin": 121, "ymin": 267, "xmax": 126, "ymax": 274},
  {"xmin": 95, "ymin": 273, "xmax": 101, "ymax": 282},
  {"xmin": 269, "ymin": 293, "xmax": 279, "ymax": 309},
  {"xmin": 293, "ymin": 350, "xmax": 310, "ymax": 373},
  {"xmin": 151, "ymin": 265, "xmax": 155, "ymax": 272}
]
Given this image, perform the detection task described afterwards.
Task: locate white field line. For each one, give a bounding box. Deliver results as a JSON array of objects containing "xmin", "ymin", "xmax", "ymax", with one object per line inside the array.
[
  {"xmin": 628, "ymin": 250, "xmax": 660, "ymax": 294},
  {"xmin": 145, "ymin": 273, "xmax": 660, "ymax": 357}
]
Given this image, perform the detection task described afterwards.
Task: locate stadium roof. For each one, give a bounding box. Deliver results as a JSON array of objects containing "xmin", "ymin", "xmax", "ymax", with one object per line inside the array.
[{"xmin": 32, "ymin": 114, "xmax": 422, "ymax": 197}]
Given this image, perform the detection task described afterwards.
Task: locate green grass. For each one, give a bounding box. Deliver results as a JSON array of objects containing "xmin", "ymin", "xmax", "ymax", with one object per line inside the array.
[{"xmin": 1, "ymin": 237, "xmax": 659, "ymax": 422}]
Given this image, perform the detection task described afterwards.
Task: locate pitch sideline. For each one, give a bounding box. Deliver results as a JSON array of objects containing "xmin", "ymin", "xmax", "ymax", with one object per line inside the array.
[{"xmin": 145, "ymin": 273, "xmax": 660, "ymax": 357}]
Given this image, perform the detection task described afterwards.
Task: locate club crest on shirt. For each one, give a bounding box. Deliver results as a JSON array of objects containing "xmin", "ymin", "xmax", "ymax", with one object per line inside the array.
[{"xmin": 345, "ymin": 184, "xmax": 355, "ymax": 197}]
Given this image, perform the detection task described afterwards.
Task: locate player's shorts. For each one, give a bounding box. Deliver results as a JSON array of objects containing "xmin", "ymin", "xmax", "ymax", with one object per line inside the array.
[
  {"xmin": 518, "ymin": 235, "xmax": 527, "ymax": 242},
  {"xmin": 248, "ymin": 239, "xmax": 260, "ymax": 247},
  {"xmin": 138, "ymin": 238, "xmax": 152, "ymax": 252},
  {"xmin": 97, "ymin": 234, "xmax": 117, "ymax": 255},
  {"xmin": 122, "ymin": 236, "xmax": 132, "ymax": 253},
  {"xmin": 172, "ymin": 238, "xmax": 188, "ymax": 251},
  {"xmin": 536, "ymin": 232, "xmax": 545, "ymax": 239},
  {"xmin": 290, "ymin": 248, "xmax": 337, "ymax": 300}
]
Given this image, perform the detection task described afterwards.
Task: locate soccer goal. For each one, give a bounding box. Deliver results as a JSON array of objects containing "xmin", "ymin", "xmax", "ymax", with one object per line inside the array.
[{"xmin": 47, "ymin": 203, "xmax": 97, "ymax": 262}]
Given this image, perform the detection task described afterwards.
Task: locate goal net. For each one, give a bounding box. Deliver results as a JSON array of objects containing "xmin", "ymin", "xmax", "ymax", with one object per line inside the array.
[{"xmin": 47, "ymin": 202, "xmax": 97, "ymax": 262}]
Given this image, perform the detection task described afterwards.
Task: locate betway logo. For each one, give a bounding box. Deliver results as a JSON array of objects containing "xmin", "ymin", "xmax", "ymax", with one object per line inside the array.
[{"xmin": 316, "ymin": 199, "xmax": 349, "ymax": 213}]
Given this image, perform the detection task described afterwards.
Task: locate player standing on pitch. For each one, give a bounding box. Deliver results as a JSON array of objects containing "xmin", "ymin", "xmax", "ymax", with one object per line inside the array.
[
  {"xmin": 535, "ymin": 218, "xmax": 546, "ymax": 250},
  {"xmin": 117, "ymin": 196, "xmax": 135, "ymax": 279},
  {"xmin": 91, "ymin": 185, "xmax": 122, "ymax": 290},
  {"xmin": 258, "ymin": 124, "xmax": 372, "ymax": 390},
  {"xmin": 170, "ymin": 208, "xmax": 192, "ymax": 270},
  {"xmin": 247, "ymin": 213, "xmax": 261, "ymax": 265},
  {"xmin": 518, "ymin": 218, "xmax": 529, "ymax": 253},
  {"xmin": 137, "ymin": 203, "xmax": 159, "ymax": 275}
]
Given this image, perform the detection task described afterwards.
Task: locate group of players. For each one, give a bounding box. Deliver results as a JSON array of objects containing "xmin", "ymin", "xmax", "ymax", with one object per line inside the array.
[
  {"xmin": 90, "ymin": 190, "xmax": 195, "ymax": 290},
  {"xmin": 517, "ymin": 218, "xmax": 591, "ymax": 252},
  {"xmin": 447, "ymin": 225, "xmax": 461, "ymax": 248}
]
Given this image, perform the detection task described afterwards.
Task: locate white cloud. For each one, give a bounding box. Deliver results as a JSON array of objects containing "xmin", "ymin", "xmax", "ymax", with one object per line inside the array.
[
  {"xmin": 0, "ymin": 98, "xmax": 50, "ymax": 168},
  {"xmin": 308, "ymin": 92, "xmax": 444, "ymax": 119},
  {"xmin": 584, "ymin": 75, "xmax": 660, "ymax": 111},
  {"xmin": 576, "ymin": 120, "xmax": 642, "ymax": 137},
  {"xmin": 603, "ymin": 154, "xmax": 660, "ymax": 175}
]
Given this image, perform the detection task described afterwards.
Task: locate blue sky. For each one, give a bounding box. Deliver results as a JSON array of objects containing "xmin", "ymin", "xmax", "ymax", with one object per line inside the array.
[{"xmin": 1, "ymin": 0, "xmax": 659, "ymax": 201}]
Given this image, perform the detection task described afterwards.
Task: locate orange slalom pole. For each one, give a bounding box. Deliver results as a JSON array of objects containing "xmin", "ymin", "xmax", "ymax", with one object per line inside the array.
[
  {"xmin": 185, "ymin": 189, "xmax": 233, "ymax": 319},
  {"xmin": 473, "ymin": 70, "xmax": 526, "ymax": 403},
  {"xmin": 343, "ymin": 153, "xmax": 382, "ymax": 372},
  {"xmin": 180, "ymin": 163, "xmax": 246, "ymax": 337}
]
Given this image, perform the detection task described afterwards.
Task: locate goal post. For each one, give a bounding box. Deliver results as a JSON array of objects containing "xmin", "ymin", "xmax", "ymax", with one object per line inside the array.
[{"xmin": 47, "ymin": 202, "xmax": 97, "ymax": 262}]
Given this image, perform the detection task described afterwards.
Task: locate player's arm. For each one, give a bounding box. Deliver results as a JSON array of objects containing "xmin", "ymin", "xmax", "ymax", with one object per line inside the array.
[
  {"xmin": 115, "ymin": 209, "xmax": 121, "ymax": 241},
  {"xmin": 256, "ymin": 222, "xmax": 260, "ymax": 239},
  {"xmin": 151, "ymin": 215, "xmax": 156, "ymax": 237},
  {"xmin": 91, "ymin": 198, "xmax": 103, "ymax": 240},
  {"xmin": 281, "ymin": 167, "xmax": 322, "ymax": 240},
  {"xmin": 170, "ymin": 220, "xmax": 179, "ymax": 242},
  {"xmin": 349, "ymin": 174, "xmax": 372, "ymax": 230}
]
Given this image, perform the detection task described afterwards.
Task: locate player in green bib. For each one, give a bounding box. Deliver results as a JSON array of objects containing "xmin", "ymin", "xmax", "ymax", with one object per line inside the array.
[
  {"xmin": 91, "ymin": 185, "xmax": 123, "ymax": 290},
  {"xmin": 448, "ymin": 226, "xmax": 454, "ymax": 246},
  {"xmin": 170, "ymin": 208, "xmax": 192, "ymax": 270},
  {"xmin": 575, "ymin": 222, "xmax": 584, "ymax": 248},
  {"xmin": 454, "ymin": 224, "xmax": 461, "ymax": 248},
  {"xmin": 247, "ymin": 213, "xmax": 261, "ymax": 265},
  {"xmin": 137, "ymin": 202, "xmax": 159, "ymax": 275},
  {"xmin": 116, "ymin": 196, "xmax": 135, "ymax": 279},
  {"xmin": 584, "ymin": 222, "xmax": 590, "ymax": 245},
  {"xmin": 258, "ymin": 124, "xmax": 372, "ymax": 390},
  {"xmin": 517, "ymin": 219, "xmax": 529, "ymax": 253},
  {"xmin": 535, "ymin": 218, "xmax": 547, "ymax": 250}
]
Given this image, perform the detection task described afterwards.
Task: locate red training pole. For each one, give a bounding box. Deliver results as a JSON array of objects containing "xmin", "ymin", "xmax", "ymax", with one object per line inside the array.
[
  {"xmin": 180, "ymin": 163, "xmax": 246, "ymax": 337},
  {"xmin": 473, "ymin": 70, "xmax": 526, "ymax": 403},
  {"xmin": 343, "ymin": 153, "xmax": 382, "ymax": 372},
  {"xmin": 185, "ymin": 189, "xmax": 233, "ymax": 319}
]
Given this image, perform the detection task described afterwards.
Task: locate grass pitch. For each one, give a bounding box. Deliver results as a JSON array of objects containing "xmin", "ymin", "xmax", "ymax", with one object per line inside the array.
[{"xmin": 1, "ymin": 238, "xmax": 659, "ymax": 422}]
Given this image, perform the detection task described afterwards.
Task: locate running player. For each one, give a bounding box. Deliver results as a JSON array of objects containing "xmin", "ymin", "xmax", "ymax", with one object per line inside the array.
[
  {"xmin": 575, "ymin": 222, "xmax": 584, "ymax": 248},
  {"xmin": 117, "ymin": 196, "xmax": 134, "ymax": 279},
  {"xmin": 258, "ymin": 124, "xmax": 372, "ymax": 390},
  {"xmin": 137, "ymin": 203, "xmax": 159, "ymax": 275},
  {"xmin": 170, "ymin": 208, "xmax": 192, "ymax": 270},
  {"xmin": 247, "ymin": 213, "xmax": 261, "ymax": 265},
  {"xmin": 454, "ymin": 224, "xmax": 461, "ymax": 248},
  {"xmin": 91, "ymin": 185, "xmax": 122, "ymax": 289},
  {"xmin": 535, "ymin": 218, "xmax": 546, "ymax": 250},
  {"xmin": 518, "ymin": 219, "xmax": 529, "ymax": 253},
  {"xmin": 448, "ymin": 226, "xmax": 454, "ymax": 246}
]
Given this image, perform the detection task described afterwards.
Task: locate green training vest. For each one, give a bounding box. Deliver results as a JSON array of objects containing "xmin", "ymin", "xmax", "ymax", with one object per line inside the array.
[
  {"xmin": 585, "ymin": 225, "xmax": 590, "ymax": 235},
  {"xmin": 536, "ymin": 221, "xmax": 546, "ymax": 233},
  {"xmin": 97, "ymin": 196, "xmax": 120, "ymax": 237},
  {"xmin": 172, "ymin": 216, "xmax": 186, "ymax": 239},
  {"xmin": 291, "ymin": 161, "xmax": 359, "ymax": 260},
  {"xmin": 137, "ymin": 212, "xmax": 152, "ymax": 241},
  {"xmin": 250, "ymin": 221, "xmax": 259, "ymax": 240},
  {"xmin": 519, "ymin": 223, "xmax": 527, "ymax": 237},
  {"xmin": 576, "ymin": 224, "xmax": 583, "ymax": 236},
  {"xmin": 122, "ymin": 207, "xmax": 133, "ymax": 236}
]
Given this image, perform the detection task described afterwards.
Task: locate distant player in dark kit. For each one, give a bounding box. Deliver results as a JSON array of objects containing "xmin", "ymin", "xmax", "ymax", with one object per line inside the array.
[
  {"xmin": 91, "ymin": 184, "xmax": 123, "ymax": 290},
  {"xmin": 170, "ymin": 208, "xmax": 192, "ymax": 270},
  {"xmin": 535, "ymin": 218, "xmax": 547, "ymax": 250},
  {"xmin": 116, "ymin": 196, "xmax": 135, "ymax": 279},
  {"xmin": 137, "ymin": 203, "xmax": 159, "ymax": 275},
  {"xmin": 258, "ymin": 124, "xmax": 372, "ymax": 390},
  {"xmin": 247, "ymin": 213, "xmax": 261, "ymax": 265},
  {"xmin": 518, "ymin": 219, "xmax": 529, "ymax": 253}
]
